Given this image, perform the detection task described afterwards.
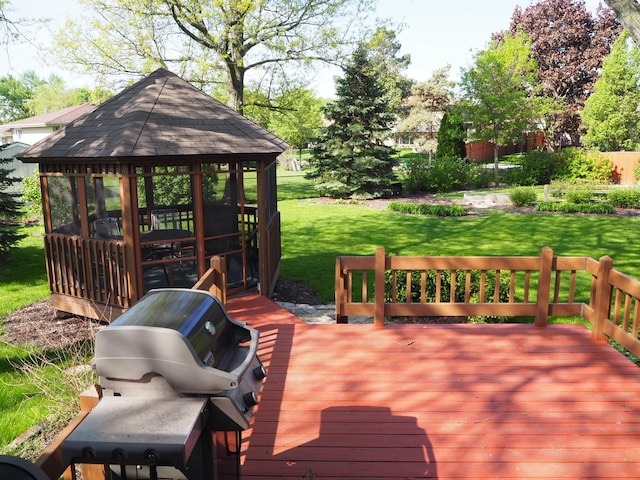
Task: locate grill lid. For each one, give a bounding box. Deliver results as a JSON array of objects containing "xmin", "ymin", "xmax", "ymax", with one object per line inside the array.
[{"xmin": 93, "ymin": 289, "xmax": 259, "ymax": 394}]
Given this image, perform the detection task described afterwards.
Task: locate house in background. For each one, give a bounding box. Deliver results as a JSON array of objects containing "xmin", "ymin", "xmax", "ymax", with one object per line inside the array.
[
  {"xmin": 0, "ymin": 103, "xmax": 97, "ymax": 192},
  {"xmin": 0, "ymin": 103, "xmax": 97, "ymax": 146}
]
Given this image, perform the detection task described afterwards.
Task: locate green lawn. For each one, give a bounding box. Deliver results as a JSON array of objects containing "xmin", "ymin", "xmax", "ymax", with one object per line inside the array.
[
  {"xmin": 279, "ymin": 200, "xmax": 640, "ymax": 302},
  {"xmin": 0, "ymin": 225, "xmax": 49, "ymax": 318}
]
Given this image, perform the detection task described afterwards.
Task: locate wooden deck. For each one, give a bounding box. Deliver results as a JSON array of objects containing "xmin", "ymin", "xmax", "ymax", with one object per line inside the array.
[{"xmin": 226, "ymin": 295, "xmax": 640, "ymax": 479}]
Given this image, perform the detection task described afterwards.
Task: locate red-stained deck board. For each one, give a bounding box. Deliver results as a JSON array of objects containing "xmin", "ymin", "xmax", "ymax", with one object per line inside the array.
[{"xmin": 226, "ymin": 296, "xmax": 640, "ymax": 479}]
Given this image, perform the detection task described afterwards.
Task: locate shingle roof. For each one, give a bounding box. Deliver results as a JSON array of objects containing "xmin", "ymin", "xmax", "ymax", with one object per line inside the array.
[
  {"xmin": 4, "ymin": 103, "xmax": 97, "ymax": 128},
  {"xmin": 18, "ymin": 68, "xmax": 289, "ymax": 160}
]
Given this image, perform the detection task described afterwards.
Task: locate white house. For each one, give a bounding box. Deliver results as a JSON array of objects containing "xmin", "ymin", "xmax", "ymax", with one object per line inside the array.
[
  {"xmin": 0, "ymin": 103, "xmax": 96, "ymax": 146},
  {"xmin": 0, "ymin": 103, "xmax": 97, "ymax": 192}
]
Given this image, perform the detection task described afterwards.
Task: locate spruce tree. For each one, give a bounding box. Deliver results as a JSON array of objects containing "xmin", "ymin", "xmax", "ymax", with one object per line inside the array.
[
  {"xmin": 308, "ymin": 46, "xmax": 397, "ymax": 199},
  {"xmin": 0, "ymin": 150, "xmax": 25, "ymax": 259}
]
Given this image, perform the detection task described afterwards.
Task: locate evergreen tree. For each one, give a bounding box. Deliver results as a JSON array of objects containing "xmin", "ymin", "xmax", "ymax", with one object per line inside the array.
[
  {"xmin": 0, "ymin": 149, "xmax": 25, "ymax": 259},
  {"xmin": 308, "ymin": 46, "xmax": 397, "ymax": 199},
  {"xmin": 436, "ymin": 110, "xmax": 467, "ymax": 159},
  {"xmin": 581, "ymin": 31, "xmax": 640, "ymax": 151}
]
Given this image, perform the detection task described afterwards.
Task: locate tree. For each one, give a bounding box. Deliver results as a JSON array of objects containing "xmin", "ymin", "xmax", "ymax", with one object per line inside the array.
[
  {"xmin": 435, "ymin": 110, "xmax": 467, "ymax": 159},
  {"xmin": 581, "ymin": 31, "xmax": 640, "ymax": 151},
  {"xmin": 0, "ymin": 147, "xmax": 25, "ymax": 259},
  {"xmin": 25, "ymin": 75, "xmax": 113, "ymax": 115},
  {"xmin": 0, "ymin": 73, "xmax": 113, "ymax": 122},
  {"xmin": 605, "ymin": 0, "xmax": 640, "ymax": 46},
  {"xmin": 362, "ymin": 26, "xmax": 412, "ymax": 114},
  {"xmin": 55, "ymin": 0, "xmax": 375, "ymax": 113},
  {"xmin": 307, "ymin": 46, "xmax": 396, "ymax": 199},
  {"xmin": 0, "ymin": 0, "xmax": 20, "ymax": 46},
  {"xmin": 503, "ymin": 0, "xmax": 621, "ymax": 148},
  {"xmin": 458, "ymin": 32, "xmax": 551, "ymax": 177},
  {"xmin": 249, "ymin": 87, "xmax": 324, "ymax": 157},
  {"xmin": 0, "ymin": 72, "xmax": 42, "ymax": 122},
  {"xmin": 395, "ymin": 66, "xmax": 454, "ymax": 152}
]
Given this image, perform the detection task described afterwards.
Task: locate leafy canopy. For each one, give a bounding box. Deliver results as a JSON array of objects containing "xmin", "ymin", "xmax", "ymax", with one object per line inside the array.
[
  {"xmin": 54, "ymin": 0, "xmax": 376, "ymax": 112},
  {"xmin": 581, "ymin": 30, "xmax": 640, "ymax": 151},
  {"xmin": 458, "ymin": 31, "xmax": 552, "ymax": 170},
  {"xmin": 504, "ymin": 0, "xmax": 620, "ymax": 148}
]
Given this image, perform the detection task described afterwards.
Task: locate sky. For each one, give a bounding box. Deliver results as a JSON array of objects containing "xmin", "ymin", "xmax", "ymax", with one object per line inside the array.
[{"xmin": 0, "ymin": 0, "xmax": 608, "ymax": 97}]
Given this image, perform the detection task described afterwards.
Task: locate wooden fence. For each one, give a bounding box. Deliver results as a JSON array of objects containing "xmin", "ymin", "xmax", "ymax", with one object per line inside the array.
[{"xmin": 336, "ymin": 247, "xmax": 640, "ymax": 359}]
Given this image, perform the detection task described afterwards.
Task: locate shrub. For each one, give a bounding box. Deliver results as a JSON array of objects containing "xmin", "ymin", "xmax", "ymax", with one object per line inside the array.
[
  {"xmin": 634, "ymin": 160, "xmax": 640, "ymax": 183},
  {"xmin": 388, "ymin": 202, "xmax": 468, "ymax": 217},
  {"xmin": 555, "ymin": 148, "xmax": 612, "ymax": 183},
  {"xmin": 384, "ymin": 268, "xmax": 511, "ymax": 321},
  {"xmin": 405, "ymin": 156, "xmax": 476, "ymax": 193},
  {"xmin": 21, "ymin": 170, "xmax": 43, "ymax": 221},
  {"xmin": 608, "ymin": 188, "xmax": 640, "ymax": 208},
  {"xmin": 509, "ymin": 187, "xmax": 537, "ymax": 207},
  {"xmin": 505, "ymin": 151, "xmax": 558, "ymax": 186},
  {"xmin": 563, "ymin": 186, "xmax": 594, "ymax": 204},
  {"xmin": 535, "ymin": 202, "xmax": 615, "ymax": 214}
]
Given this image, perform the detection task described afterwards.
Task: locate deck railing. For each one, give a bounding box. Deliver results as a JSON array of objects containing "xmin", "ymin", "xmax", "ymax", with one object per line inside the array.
[
  {"xmin": 192, "ymin": 255, "xmax": 228, "ymax": 304},
  {"xmin": 336, "ymin": 247, "xmax": 640, "ymax": 358},
  {"xmin": 27, "ymin": 248, "xmax": 640, "ymax": 479}
]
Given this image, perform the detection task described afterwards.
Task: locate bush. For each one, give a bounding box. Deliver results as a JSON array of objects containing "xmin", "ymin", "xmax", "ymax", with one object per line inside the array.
[
  {"xmin": 509, "ymin": 187, "xmax": 537, "ymax": 207},
  {"xmin": 535, "ymin": 202, "xmax": 615, "ymax": 214},
  {"xmin": 505, "ymin": 151, "xmax": 558, "ymax": 186},
  {"xmin": 405, "ymin": 156, "xmax": 477, "ymax": 193},
  {"xmin": 563, "ymin": 186, "xmax": 594, "ymax": 204},
  {"xmin": 505, "ymin": 148, "xmax": 612, "ymax": 186},
  {"xmin": 384, "ymin": 268, "xmax": 511, "ymax": 321},
  {"xmin": 388, "ymin": 202, "xmax": 468, "ymax": 217},
  {"xmin": 21, "ymin": 170, "xmax": 43, "ymax": 221},
  {"xmin": 608, "ymin": 188, "xmax": 640, "ymax": 208},
  {"xmin": 555, "ymin": 148, "xmax": 612, "ymax": 183}
]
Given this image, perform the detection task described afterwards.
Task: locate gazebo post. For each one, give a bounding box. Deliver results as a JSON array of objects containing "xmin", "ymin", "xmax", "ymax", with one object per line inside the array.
[{"xmin": 121, "ymin": 167, "xmax": 142, "ymax": 302}]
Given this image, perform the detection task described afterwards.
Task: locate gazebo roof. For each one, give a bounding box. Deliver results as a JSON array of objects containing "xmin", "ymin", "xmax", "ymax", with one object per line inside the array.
[{"xmin": 18, "ymin": 68, "xmax": 289, "ymax": 161}]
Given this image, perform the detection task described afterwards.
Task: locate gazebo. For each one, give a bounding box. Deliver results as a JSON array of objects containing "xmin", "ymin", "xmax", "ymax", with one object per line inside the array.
[{"xmin": 18, "ymin": 68, "xmax": 288, "ymax": 321}]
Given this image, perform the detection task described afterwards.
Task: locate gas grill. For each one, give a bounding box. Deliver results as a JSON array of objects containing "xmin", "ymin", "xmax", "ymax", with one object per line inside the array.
[{"xmin": 62, "ymin": 288, "xmax": 266, "ymax": 480}]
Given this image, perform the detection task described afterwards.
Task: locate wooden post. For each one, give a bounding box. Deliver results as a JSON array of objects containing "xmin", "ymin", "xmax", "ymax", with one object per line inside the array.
[
  {"xmin": 374, "ymin": 248, "xmax": 386, "ymax": 328},
  {"xmin": 535, "ymin": 246, "xmax": 553, "ymax": 327},
  {"xmin": 210, "ymin": 255, "xmax": 227, "ymax": 304},
  {"xmin": 36, "ymin": 385, "xmax": 104, "ymax": 480},
  {"xmin": 592, "ymin": 255, "xmax": 613, "ymax": 343},
  {"xmin": 335, "ymin": 257, "xmax": 348, "ymax": 323}
]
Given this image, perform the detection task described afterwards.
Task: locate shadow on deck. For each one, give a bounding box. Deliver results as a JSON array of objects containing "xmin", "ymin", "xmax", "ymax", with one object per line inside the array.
[{"xmin": 226, "ymin": 295, "xmax": 640, "ymax": 480}]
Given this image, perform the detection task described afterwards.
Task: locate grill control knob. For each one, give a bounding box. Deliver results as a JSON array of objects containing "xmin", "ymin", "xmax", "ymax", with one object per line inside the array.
[
  {"xmin": 243, "ymin": 391, "xmax": 259, "ymax": 408},
  {"xmin": 253, "ymin": 365, "xmax": 267, "ymax": 381}
]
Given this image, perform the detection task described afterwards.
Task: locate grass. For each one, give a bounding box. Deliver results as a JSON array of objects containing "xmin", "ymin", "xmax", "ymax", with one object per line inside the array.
[
  {"xmin": 0, "ymin": 225, "xmax": 49, "ymax": 318},
  {"xmin": 0, "ymin": 340, "xmax": 95, "ymax": 455},
  {"xmin": 279, "ymin": 199, "xmax": 640, "ymax": 302},
  {"xmin": 0, "ymin": 342, "xmax": 49, "ymax": 447}
]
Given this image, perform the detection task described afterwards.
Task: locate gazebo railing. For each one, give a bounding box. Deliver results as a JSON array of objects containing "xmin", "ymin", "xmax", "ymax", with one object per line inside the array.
[{"xmin": 44, "ymin": 234, "xmax": 131, "ymax": 317}]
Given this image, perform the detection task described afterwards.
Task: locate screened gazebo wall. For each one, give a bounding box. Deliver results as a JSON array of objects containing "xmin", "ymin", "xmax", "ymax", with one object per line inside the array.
[{"xmin": 37, "ymin": 155, "xmax": 281, "ymax": 321}]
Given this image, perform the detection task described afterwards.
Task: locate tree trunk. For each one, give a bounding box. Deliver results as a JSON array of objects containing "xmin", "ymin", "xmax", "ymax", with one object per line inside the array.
[
  {"xmin": 493, "ymin": 142, "xmax": 500, "ymax": 184},
  {"xmin": 605, "ymin": 0, "xmax": 640, "ymax": 46},
  {"xmin": 226, "ymin": 60, "xmax": 245, "ymax": 114},
  {"xmin": 493, "ymin": 140, "xmax": 500, "ymax": 187}
]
